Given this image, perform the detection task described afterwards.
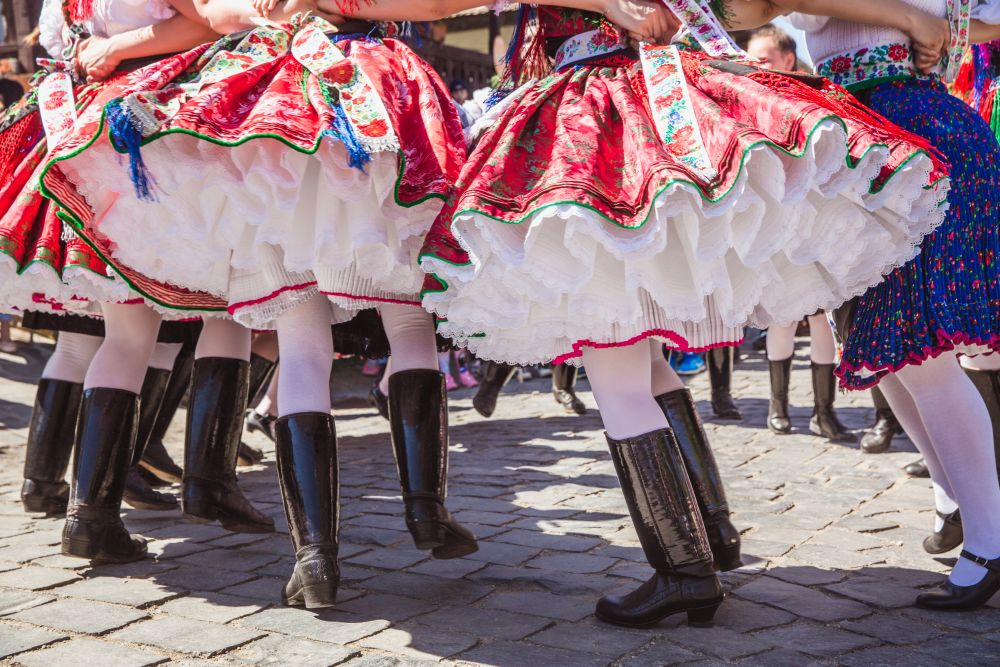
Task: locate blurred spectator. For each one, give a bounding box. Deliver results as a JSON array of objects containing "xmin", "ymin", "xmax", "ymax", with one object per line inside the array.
[
  {"xmin": 0, "ymin": 314, "xmax": 16, "ymax": 353},
  {"xmin": 450, "ymin": 79, "xmax": 483, "ymax": 128},
  {"xmin": 0, "ymin": 77, "xmax": 24, "ymax": 110},
  {"xmin": 746, "ymin": 23, "xmax": 799, "ymax": 71}
]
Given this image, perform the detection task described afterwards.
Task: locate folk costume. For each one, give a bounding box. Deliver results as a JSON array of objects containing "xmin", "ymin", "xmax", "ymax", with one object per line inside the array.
[
  {"xmin": 417, "ymin": 1, "xmax": 951, "ymax": 627},
  {"xmin": 792, "ymin": 0, "xmax": 1000, "ymax": 611},
  {"xmin": 39, "ymin": 11, "xmax": 476, "ymax": 608}
]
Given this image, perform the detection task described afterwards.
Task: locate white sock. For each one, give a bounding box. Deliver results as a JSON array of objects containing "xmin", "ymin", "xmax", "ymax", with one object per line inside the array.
[
  {"xmin": 766, "ymin": 322, "xmax": 796, "ymax": 362},
  {"xmin": 84, "ymin": 303, "xmax": 161, "ymax": 393},
  {"xmin": 649, "ymin": 339, "xmax": 685, "ymax": 396},
  {"xmin": 960, "ymin": 353, "xmax": 1000, "ymax": 371},
  {"xmin": 41, "ymin": 332, "xmax": 102, "ymax": 383},
  {"xmin": 582, "ymin": 343, "xmax": 670, "ymax": 440},
  {"xmin": 808, "ymin": 313, "xmax": 836, "ymax": 365},
  {"xmin": 894, "ymin": 355, "xmax": 1000, "ymax": 585},
  {"xmin": 251, "ymin": 331, "xmax": 279, "ymax": 362},
  {"xmin": 932, "ymin": 481, "xmax": 960, "ymax": 531},
  {"xmin": 275, "ymin": 296, "xmax": 333, "ymax": 416},
  {"xmin": 148, "ymin": 342, "xmax": 182, "ymax": 371},
  {"xmin": 195, "ymin": 317, "xmax": 251, "ymax": 361},
  {"xmin": 380, "ymin": 304, "xmax": 439, "ymax": 372}
]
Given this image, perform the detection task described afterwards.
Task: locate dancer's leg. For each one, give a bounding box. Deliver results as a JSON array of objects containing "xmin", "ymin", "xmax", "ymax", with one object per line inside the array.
[
  {"xmin": 195, "ymin": 317, "xmax": 251, "ymax": 361},
  {"xmin": 148, "ymin": 342, "xmax": 183, "ymax": 371},
  {"xmin": 85, "ymin": 303, "xmax": 161, "ymax": 392},
  {"xmin": 276, "ymin": 296, "xmax": 334, "ymax": 416},
  {"xmin": 41, "ymin": 333, "xmax": 102, "ymax": 383},
  {"xmin": 765, "ymin": 323, "xmax": 796, "ymax": 362},
  {"xmin": 807, "ymin": 313, "xmax": 836, "ymax": 365},
  {"xmin": 380, "ymin": 304, "xmax": 438, "ymax": 372},
  {"xmin": 650, "ymin": 340, "xmax": 685, "ymax": 396},
  {"xmin": 583, "ymin": 343, "xmax": 669, "ymax": 439}
]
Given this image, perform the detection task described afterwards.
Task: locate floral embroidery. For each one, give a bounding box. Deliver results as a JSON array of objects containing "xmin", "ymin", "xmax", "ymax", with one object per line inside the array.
[
  {"xmin": 660, "ymin": 0, "xmax": 743, "ymax": 58},
  {"xmin": 816, "ymin": 43, "xmax": 928, "ymax": 89},
  {"xmin": 554, "ymin": 27, "xmax": 628, "ymax": 69}
]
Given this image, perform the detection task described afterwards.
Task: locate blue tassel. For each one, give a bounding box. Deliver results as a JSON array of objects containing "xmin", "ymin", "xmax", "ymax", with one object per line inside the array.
[
  {"xmin": 328, "ymin": 101, "xmax": 371, "ymax": 172},
  {"xmin": 107, "ymin": 100, "xmax": 154, "ymax": 201}
]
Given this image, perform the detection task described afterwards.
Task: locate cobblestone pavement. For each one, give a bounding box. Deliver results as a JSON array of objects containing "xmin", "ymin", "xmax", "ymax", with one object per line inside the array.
[{"xmin": 0, "ymin": 335, "xmax": 998, "ymax": 666}]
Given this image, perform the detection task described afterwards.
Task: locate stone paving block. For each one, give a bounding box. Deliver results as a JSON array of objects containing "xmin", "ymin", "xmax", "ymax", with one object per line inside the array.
[
  {"xmin": 710, "ymin": 597, "xmax": 797, "ymax": 633},
  {"xmin": 464, "ymin": 541, "xmax": 542, "ymax": 567},
  {"xmin": 236, "ymin": 634, "xmax": 358, "ymax": 666},
  {"xmin": 409, "ymin": 604, "xmax": 551, "ymax": 642},
  {"xmin": 734, "ymin": 576, "xmax": 871, "ymax": 622},
  {"xmin": 0, "ymin": 623, "xmax": 66, "ymax": 658},
  {"xmin": 625, "ymin": 639, "xmax": 706, "ymax": 666},
  {"xmin": 218, "ymin": 576, "xmax": 287, "ymax": 603},
  {"xmin": 343, "ymin": 547, "xmax": 429, "ymax": 571},
  {"xmin": 737, "ymin": 648, "xmax": 826, "ymax": 666},
  {"xmin": 0, "ymin": 566, "xmax": 78, "ymax": 591},
  {"xmin": 13, "ymin": 637, "xmax": 168, "ymax": 667},
  {"xmin": 907, "ymin": 634, "xmax": 1000, "ymax": 666},
  {"xmin": 837, "ymin": 645, "xmax": 952, "ymax": 667},
  {"xmin": 11, "ymin": 597, "xmax": 147, "ymax": 634},
  {"xmin": 451, "ymin": 510, "xmax": 519, "ymax": 527},
  {"xmin": 490, "ymin": 528, "xmax": 602, "ymax": 553},
  {"xmin": 340, "ymin": 655, "xmax": 439, "ymax": 667},
  {"xmin": 237, "ymin": 607, "xmax": 389, "ymax": 645},
  {"xmin": 902, "ymin": 605, "xmax": 1000, "ymax": 633},
  {"xmin": 823, "ymin": 576, "xmax": 922, "ymax": 609},
  {"xmin": 156, "ymin": 565, "xmax": 258, "ymax": 594},
  {"xmin": 837, "ymin": 612, "xmax": 947, "ymax": 646},
  {"xmin": 753, "ymin": 621, "xmax": 878, "ymax": 657},
  {"xmin": 178, "ymin": 548, "xmax": 283, "ymax": 572},
  {"xmin": 481, "ymin": 591, "xmax": 593, "ymax": 622},
  {"xmin": 459, "ymin": 640, "xmax": 609, "ymax": 667},
  {"xmin": 159, "ymin": 592, "xmax": 268, "ymax": 623},
  {"xmin": 58, "ymin": 576, "xmax": 179, "ymax": 607},
  {"xmin": 406, "ymin": 557, "xmax": 486, "ymax": 580},
  {"xmin": 336, "ymin": 593, "xmax": 438, "ymax": 622},
  {"xmin": 145, "ymin": 539, "xmax": 213, "ymax": 561},
  {"xmin": 525, "ymin": 552, "xmax": 617, "ymax": 574},
  {"xmin": 0, "ymin": 589, "xmax": 53, "ymax": 617},
  {"xmin": 652, "ymin": 624, "xmax": 775, "ymax": 661},
  {"xmin": 358, "ymin": 623, "xmax": 478, "ymax": 661},
  {"xmin": 765, "ymin": 565, "xmax": 849, "ymax": 587},
  {"xmin": 112, "ymin": 616, "xmax": 264, "ymax": 656},
  {"xmin": 528, "ymin": 619, "xmax": 652, "ymax": 659},
  {"xmin": 363, "ymin": 572, "xmax": 494, "ymax": 606}
]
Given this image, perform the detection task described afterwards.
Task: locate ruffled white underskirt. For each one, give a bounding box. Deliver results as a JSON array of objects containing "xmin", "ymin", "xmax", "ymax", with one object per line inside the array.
[
  {"xmin": 421, "ymin": 121, "xmax": 948, "ymax": 365},
  {"xmin": 62, "ymin": 133, "xmax": 442, "ymax": 329}
]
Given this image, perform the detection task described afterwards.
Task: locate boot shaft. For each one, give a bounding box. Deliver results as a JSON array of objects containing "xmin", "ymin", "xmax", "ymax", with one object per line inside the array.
[
  {"xmin": 768, "ymin": 357, "xmax": 792, "ymax": 405},
  {"xmin": 248, "ymin": 353, "xmax": 277, "ymax": 409},
  {"xmin": 810, "ymin": 362, "xmax": 838, "ymax": 412},
  {"xmin": 146, "ymin": 348, "xmax": 194, "ymax": 449},
  {"xmin": 70, "ymin": 388, "xmax": 140, "ymax": 512},
  {"xmin": 963, "ymin": 368, "xmax": 1000, "ymax": 479},
  {"xmin": 605, "ymin": 429, "xmax": 714, "ymax": 577},
  {"xmin": 479, "ymin": 361, "xmax": 517, "ymax": 394},
  {"xmin": 24, "ymin": 379, "xmax": 83, "ymax": 481},
  {"xmin": 552, "ymin": 364, "xmax": 578, "ymax": 393},
  {"xmin": 388, "ymin": 370, "xmax": 448, "ymax": 502},
  {"xmin": 184, "ymin": 357, "xmax": 250, "ymax": 480},
  {"xmin": 274, "ymin": 413, "xmax": 339, "ymax": 552},
  {"xmin": 655, "ymin": 389, "xmax": 729, "ymax": 518},
  {"xmin": 133, "ymin": 367, "xmax": 172, "ymax": 467},
  {"xmin": 706, "ymin": 347, "xmax": 733, "ymax": 394}
]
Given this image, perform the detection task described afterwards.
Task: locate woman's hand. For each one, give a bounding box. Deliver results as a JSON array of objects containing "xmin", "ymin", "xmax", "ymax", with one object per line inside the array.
[
  {"xmin": 75, "ymin": 36, "xmax": 122, "ymax": 82},
  {"xmin": 254, "ymin": 0, "xmax": 344, "ymax": 24},
  {"xmin": 602, "ymin": 0, "xmax": 681, "ymax": 44},
  {"xmin": 900, "ymin": 11, "xmax": 950, "ymax": 73}
]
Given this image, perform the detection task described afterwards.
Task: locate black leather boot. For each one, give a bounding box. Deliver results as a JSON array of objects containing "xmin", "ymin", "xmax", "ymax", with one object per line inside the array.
[
  {"xmin": 61, "ymin": 388, "xmax": 148, "ymax": 563},
  {"xmin": 707, "ymin": 347, "xmax": 741, "ymax": 420},
  {"xmin": 124, "ymin": 368, "xmax": 177, "ymax": 511},
  {"xmin": 182, "ymin": 357, "xmax": 274, "ymax": 533},
  {"xmin": 924, "ymin": 510, "xmax": 963, "ymax": 554},
  {"xmin": 860, "ymin": 387, "xmax": 902, "ymax": 454},
  {"xmin": 389, "ymin": 370, "xmax": 477, "ymax": 559},
  {"xmin": 904, "ymin": 458, "xmax": 930, "ymax": 478},
  {"xmin": 597, "ymin": 429, "xmax": 724, "ymax": 628},
  {"xmin": 963, "ymin": 367, "xmax": 1000, "ymax": 481},
  {"xmin": 472, "ymin": 361, "xmax": 517, "ymax": 418},
  {"xmin": 21, "ymin": 379, "xmax": 81, "ymax": 515},
  {"xmin": 139, "ymin": 348, "xmax": 192, "ymax": 485},
  {"xmin": 916, "ymin": 551, "xmax": 1000, "ymax": 610},
  {"xmin": 368, "ymin": 383, "xmax": 389, "ymax": 420},
  {"xmin": 655, "ymin": 390, "xmax": 742, "ymax": 571},
  {"xmin": 767, "ymin": 357, "xmax": 792, "ymax": 434},
  {"xmin": 809, "ymin": 362, "xmax": 856, "ymax": 443},
  {"xmin": 240, "ymin": 354, "xmax": 276, "ymax": 464},
  {"xmin": 274, "ymin": 413, "xmax": 340, "ymax": 609},
  {"xmin": 552, "ymin": 364, "xmax": 587, "ymax": 415},
  {"xmin": 248, "ymin": 353, "xmax": 277, "ymax": 407}
]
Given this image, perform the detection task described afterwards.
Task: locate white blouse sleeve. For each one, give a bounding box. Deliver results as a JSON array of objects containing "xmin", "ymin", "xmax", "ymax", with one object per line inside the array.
[
  {"xmin": 785, "ymin": 13, "xmax": 831, "ymax": 32},
  {"xmin": 38, "ymin": 0, "xmax": 69, "ymax": 58},
  {"xmin": 972, "ymin": 1, "xmax": 1000, "ymax": 23}
]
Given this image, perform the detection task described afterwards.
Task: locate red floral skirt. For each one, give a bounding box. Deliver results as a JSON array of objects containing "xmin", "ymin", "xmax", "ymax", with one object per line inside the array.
[
  {"xmin": 419, "ymin": 50, "xmax": 949, "ymax": 365},
  {"xmin": 42, "ymin": 18, "xmax": 463, "ymax": 328}
]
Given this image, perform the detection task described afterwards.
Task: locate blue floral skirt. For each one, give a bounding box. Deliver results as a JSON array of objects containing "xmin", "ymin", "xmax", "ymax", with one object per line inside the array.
[{"xmin": 838, "ymin": 79, "xmax": 1000, "ymax": 389}]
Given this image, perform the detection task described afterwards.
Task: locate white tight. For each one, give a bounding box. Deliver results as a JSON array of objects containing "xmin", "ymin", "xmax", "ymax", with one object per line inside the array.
[
  {"xmin": 251, "ymin": 331, "xmax": 279, "ymax": 362},
  {"xmin": 376, "ymin": 304, "xmax": 441, "ymax": 395},
  {"xmin": 960, "ymin": 353, "xmax": 1000, "ymax": 371},
  {"xmin": 766, "ymin": 313, "xmax": 836, "ymax": 364},
  {"xmin": 148, "ymin": 342, "xmax": 183, "ymax": 371},
  {"xmin": 582, "ymin": 342, "xmax": 670, "ymax": 440},
  {"xmin": 275, "ymin": 295, "xmax": 333, "ymax": 417},
  {"xmin": 878, "ymin": 354, "xmax": 1000, "ymax": 585},
  {"xmin": 42, "ymin": 332, "xmax": 102, "ymax": 383},
  {"xmin": 649, "ymin": 340, "xmax": 685, "ymax": 396},
  {"xmin": 255, "ymin": 364, "xmax": 279, "ymax": 417},
  {"xmin": 85, "ymin": 303, "xmax": 161, "ymax": 393},
  {"xmin": 194, "ymin": 318, "xmax": 251, "ymax": 361}
]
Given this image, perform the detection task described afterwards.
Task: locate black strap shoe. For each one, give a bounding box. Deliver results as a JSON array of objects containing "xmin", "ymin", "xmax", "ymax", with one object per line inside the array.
[
  {"xmin": 655, "ymin": 389, "xmax": 742, "ymax": 571},
  {"xmin": 552, "ymin": 364, "xmax": 587, "ymax": 415},
  {"xmin": 182, "ymin": 357, "xmax": 274, "ymax": 534},
  {"xmin": 809, "ymin": 362, "xmax": 856, "ymax": 443},
  {"xmin": 274, "ymin": 413, "xmax": 340, "ymax": 609},
  {"xmin": 707, "ymin": 348, "xmax": 742, "ymax": 420},
  {"xmin": 923, "ymin": 510, "xmax": 963, "ymax": 555},
  {"xmin": 598, "ymin": 430, "xmax": 723, "ymax": 628},
  {"xmin": 916, "ymin": 551, "xmax": 1000, "ymax": 610},
  {"xmin": 472, "ymin": 361, "xmax": 517, "ymax": 418},
  {"xmin": 767, "ymin": 358, "xmax": 793, "ymax": 434},
  {"xmin": 62, "ymin": 388, "xmax": 148, "ymax": 563},
  {"xmin": 860, "ymin": 410, "xmax": 902, "ymax": 454},
  {"xmin": 389, "ymin": 370, "xmax": 477, "ymax": 559},
  {"xmin": 904, "ymin": 458, "xmax": 930, "ymax": 478},
  {"xmin": 21, "ymin": 379, "xmax": 82, "ymax": 515}
]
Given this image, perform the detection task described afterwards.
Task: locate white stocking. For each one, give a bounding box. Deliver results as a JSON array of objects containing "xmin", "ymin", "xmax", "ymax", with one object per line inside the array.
[
  {"xmin": 960, "ymin": 353, "xmax": 1000, "ymax": 371},
  {"xmin": 766, "ymin": 322, "xmax": 796, "ymax": 362},
  {"xmin": 649, "ymin": 339, "xmax": 685, "ymax": 396},
  {"xmin": 379, "ymin": 304, "xmax": 439, "ymax": 372},
  {"xmin": 894, "ymin": 355, "xmax": 1000, "ymax": 585},
  {"xmin": 808, "ymin": 313, "xmax": 836, "ymax": 365},
  {"xmin": 582, "ymin": 342, "xmax": 670, "ymax": 440},
  {"xmin": 194, "ymin": 317, "xmax": 251, "ymax": 361},
  {"xmin": 148, "ymin": 342, "xmax": 182, "ymax": 371},
  {"xmin": 255, "ymin": 364, "xmax": 279, "ymax": 417},
  {"xmin": 251, "ymin": 331, "xmax": 279, "ymax": 362},
  {"xmin": 41, "ymin": 332, "xmax": 102, "ymax": 383},
  {"xmin": 85, "ymin": 303, "xmax": 161, "ymax": 393},
  {"xmin": 275, "ymin": 295, "xmax": 333, "ymax": 416}
]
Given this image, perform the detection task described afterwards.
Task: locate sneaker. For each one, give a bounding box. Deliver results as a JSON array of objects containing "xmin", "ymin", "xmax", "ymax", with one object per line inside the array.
[
  {"xmin": 445, "ymin": 373, "xmax": 459, "ymax": 391},
  {"xmin": 458, "ymin": 369, "xmax": 479, "ymax": 388},
  {"xmin": 675, "ymin": 353, "xmax": 706, "ymax": 376}
]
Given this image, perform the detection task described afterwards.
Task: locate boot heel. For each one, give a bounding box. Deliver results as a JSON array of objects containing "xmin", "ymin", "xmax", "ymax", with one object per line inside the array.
[
  {"xmin": 409, "ymin": 521, "xmax": 447, "ymax": 550},
  {"xmin": 714, "ymin": 544, "xmax": 743, "ymax": 572},
  {"xmin": 687, "ymin": 602, "xmax": 722, "ymax": 628},
  {"xmin": 300, "ymin": 582, "xmax": 339, "ymax": 609}
]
